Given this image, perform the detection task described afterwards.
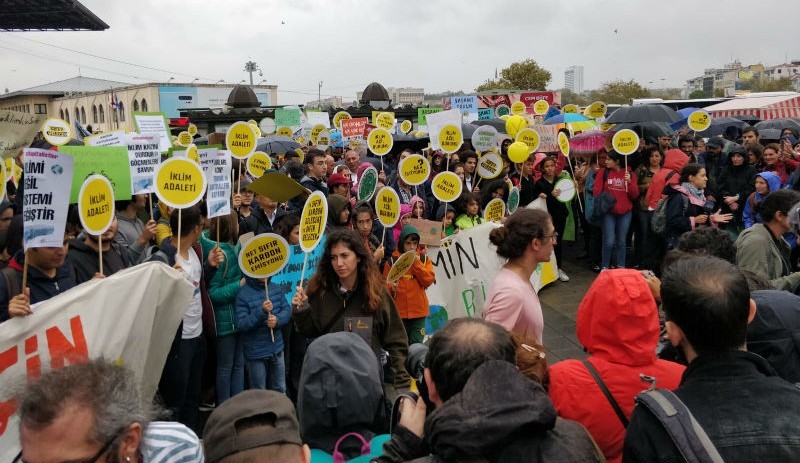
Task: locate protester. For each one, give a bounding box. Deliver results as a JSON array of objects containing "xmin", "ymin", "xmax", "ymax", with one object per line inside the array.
[
  {"xmin": 148, "ymin": 206, "xmax": 222, "ymax": 431},
  {"xmin": 155, "ymin": 201, "xmax": 173, "ymax": 246},
  {"xmin": 234, "ymin": 179, "xmax": 255, "ymax": 221},
  {"xmin": 534, "ymin": 155, "xmax": 570, "ymax": 281},
  {"xmin": 15, "ymin": 359, "xmax": 203, "ymax": 463},
  {"xmin": 67, "ymin": 215, "xmax": 131, "ymax": 284},
  {"xmin": 239, "ymin": 189, "xmax": 286, "ymax": 236},
  {"xmin": 454, "ymin": 193, "xmax": 484, "ymax": 230},
  {"xmin": 203, "ymin": 389, "xmax": 310, "ymax": 463},
  {"xmin": 378, "ymin": 318, "xmax": 604, "ymax": 462},
  {"xmin": 510, "ymin": 153, "xmax": 537, "ymax": 207},
  {"xmin": 748, "ymin": 290, "xmax": 800, "ymax": 383},
  {"xmin": 200, "ymin": 211, "xmax": 244, "ymax": 404},
  {"xmin": 114, "ymin": 195, "xmax": 158, "ymax": 264},
  {"xmin": 298, "ymin": 332, "xmax": 390, "ymax": 459},
  {"xmin": 383, "ymin": 225, "xmax": 435, "ymax": 345},
  {"xmin": 291, "ymin": 228, "xmax": 410, "ymax": 389},
  {"xmin": 735, "ymin": 189, "xmax": 800, "ymax": 292},
  {"xmin": 716, "ymin": 145, "xmax": 757, "ymax": 238},
  {"xmin": 742, "ymin": 125, "xmax": 762, "ymax": 147},
  {"xmin": 633, "ymin": 147, "xmax": 663, "ymax": 268},
  {"xmin": 392, "ymin": 203, "xmax": 412, "ymax": 243},
  {"xmin": 434, "ymin": 203, "xmax": 457, "ymax": 237},
  {"xmin": 761, "ymin": 142, "xmax": 797, "ymax": 185},
  {"xmin": 663, "ymin": 163, "xmax": 732, "ymax": 250},
  {"xmin": 353, "ymin": 203, "xmax": 385, "ymax": 262},
  {"xmin": 593, "ymin": 150, "xmax": 639, "ymax": 269},
  {"xmin": 623, "ymin": 255, "xmax": 800, "ymax": 461},
  {"xmin": 325, "ymin": 193, "xmax": 352, "ymax": 232},
  {"xmin": 483, "ymin": 209, "xmax": 552, "ymax": 343},
  {"xmin": 0, "ymin": 230, "xmax": 76, "ymax": 322},
  {"xmin": 548, "ymin": 269, "xmax": 685, "ymax": 463},
  {"xmin": 327, "ymin": 172, "xmax": 353, "ymax": 203},
  {"xmin": 742, "ymin": 171, "xmax": 782, "ymax": 228},
  {"xmin": 300, "ymin": 149, "xmax": 329, "ymax": 195},
  {"xmin": 236, "ymin": 269, "xmax": 291, "ymax": 393}
]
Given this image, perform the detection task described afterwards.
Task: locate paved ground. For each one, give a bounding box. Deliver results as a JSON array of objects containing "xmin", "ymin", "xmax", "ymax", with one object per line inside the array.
[{"xmin": 538, "ymin": 240, "xmax": 597, "ymax": 363}]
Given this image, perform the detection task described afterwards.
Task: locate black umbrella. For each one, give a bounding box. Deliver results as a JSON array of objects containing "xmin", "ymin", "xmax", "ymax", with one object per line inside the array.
[
  {"xmin": 697, "ymin": 117, "xmax": 747, "ymax": 137},
  {"xmin": 736, "ymin": 114, "xmax": 761, "ymax": 125},
  {"xmin": 461, "ymin": 123, "xmax": 478, "ymax": 139},
  {"xmin": 610, "ymin": 121, "xmax": 675, "ymax": 141},
  {"xmin": 605, "ymin": 105, "xmax": 682, "ymax": 124},
  {"xmin": 758, "ymin": 129, "xmax": 783, "ymax": 141},
  {"xmin": 256, "ymin": 136, "xmax": 300, "ymax": 154},
  {"xmin": 472, "ymin": 118, "xmax": 507, "ymax": 133},
  {"xmin": 754, "ymin": 118, "xmax": 800, "ymax": 133}
]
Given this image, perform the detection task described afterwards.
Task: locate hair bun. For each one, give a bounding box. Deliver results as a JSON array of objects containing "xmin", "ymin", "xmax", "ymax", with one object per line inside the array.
[{"xmin": 489, "ymin": 226, "xmax": 508, "ymax": 246}]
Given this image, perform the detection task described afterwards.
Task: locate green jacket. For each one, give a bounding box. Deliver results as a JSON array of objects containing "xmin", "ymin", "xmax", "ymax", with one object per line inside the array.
[
  {"xmin": 200, "ymin": 231, "xmax": 243, "ymax": 336},
  {"xmin": 735, "ymin": 223, "xmax": 800, "ymax": 292}
]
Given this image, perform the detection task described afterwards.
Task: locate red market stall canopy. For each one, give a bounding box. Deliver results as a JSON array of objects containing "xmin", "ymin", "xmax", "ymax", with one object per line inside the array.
[{"xmin": 704, "ymin": 92, "xmax": 800, "ymax": 120}]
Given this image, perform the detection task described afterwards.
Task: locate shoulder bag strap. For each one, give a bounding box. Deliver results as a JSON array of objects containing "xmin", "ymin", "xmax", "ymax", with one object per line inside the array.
[{"xmin": 583, "ymin": 359, "xmax": 629, "ymax": 428}]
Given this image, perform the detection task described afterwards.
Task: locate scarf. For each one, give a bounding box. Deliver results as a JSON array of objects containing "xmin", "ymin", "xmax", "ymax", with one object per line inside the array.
[{"xmin": 681, "ymin": 181, "xmax": 705, "ymax": 202}]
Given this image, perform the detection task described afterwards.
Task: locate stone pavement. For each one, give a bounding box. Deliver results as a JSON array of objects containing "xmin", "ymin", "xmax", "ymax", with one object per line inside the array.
[{"xmin": 538, "ymin": 241, "xmax": 597, "ymax": 363}]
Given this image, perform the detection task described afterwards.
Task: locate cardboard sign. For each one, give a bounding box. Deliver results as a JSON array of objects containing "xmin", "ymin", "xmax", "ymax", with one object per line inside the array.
[
  {"xmin": 471, "ymin": 125, "xmax": 498, "ymax": 153},
  {"xmin": 417, "ymin": 107, "xmax": 443, "ymax": 126},
  {"xmin": 438, "ymin": 124, "xmax": 463, "ymax": 154},
  {"xmin": 177, "ymin": 131, "xmax": 193, "ymax": 147},
  {"xmin": 300, "ymin": 191, "xmax": 327, "ymax": 252},
  {"xmin": 477, "ymin": 152, "xmax": 503, "ymax": 179},
  {"xmin": 154, "ymin": 157, "xmax": 207, "ymax": 208},
  {"xmin": 558, "ymin": 131, "xmax": 570, "ymax": 156},
  {"xmin": 584, "ymin": 101, "xmax": 607, "ymax": 119},
  {"xmin": 133, "ymin": 112, "xmax": 171, "ymax": 152},
  {"xmin": 41, "ymin": 118, "xmax": 72, "ymax": 146},
  {"xmin": 511, "ymin": 101, "xmax": 527, "ymax": 115},
  {"xmin": 358, "ymin": 166, "xmax": 378, "ymax": 201},
  {"xmin": 247, "ymin": 151, "xmax": 272, "ymax": 177},
  {"xmin": 410, "ymin": 218, "xmax": 444, "ymax": 247},
  {"xmin": 483, "ymin": 198, "xmax": 506, "ymax": 222},
  {"xmin": 427, "ymin": 109, "xmax": 461, "ymax": 151},
  {"xmin": 0, "ymin": 110, "xmax": 44, "ymax": 159},
  {"xmin": 59, "ymin": 145, "xmax": 132, "ymax": 203},
  {"xmin": 78, "ymin": 175, "xmax": 114, "ymax": 235},
  {"xmin": 374, "ymin": 112, "xmax": 395, "ymax": 131},
  {"xmin": 333, "ymin": 111, "xmax": 352, "ymax": 129},
  {"xmin": 206, "ymin": 150, "xmax": 232, "ymax": 219},
  {"xmin": 688, "ymin": 110, "xmax": 712, "ymax": 132},
  {"xmin": 341, "ymin": 117, "xmax": 368, "ymax": 139},
  {"xmin": 612, "ymin": 129, "xmax": 640, "ymax": 155},
  {"xmin": 125, "ymin": 134, "xmax": 160, "ymax": 194},
  {"xmin": 22, "ymin": 148, "xmax": 73, "ymax": 249},
  {"xmin": 516, "ymin": 127, "xmax": 540, "ymax": 153},
  {"xmin": 375, "ymin": 186, "xmax": 401, "ymax": 228},
  {"xmin": 400, "ymin": 120, "xmax": 413, "ymax": 134},
  {"xmin": 431, "ymin": 171, "xmax": 463, "ymax": 203},
  {"xmin": 275, "ymin": 108, "xmax": 302, "ymax": 127},
  {"xmin": 507, "ymin": 187, "xmax": 520, "ymax": 213},
  {"xmin": 84, "ymin": 130, "xmax": 126, "ymax": 147},
  {"xmin": 387, "ymin": 250, "xmax": 417, "ymax": 282},
  {"xmin": 260, "ymin": 117, "xmax": 276, "ymax": 134},
  {"xmin": 399, "ymin": 154, "xmax": 430, "ymax": 186},
  {"xmin": 367, "ymin": 128, "xmax": 393, "ymax": 156},
  {"xmin": 310, "ymin": 124, "xmax": 326, "ymax": 145},
  {"xmin": 239, "ymin": 233, "xmax": 290, "ymax": 278},
  {"xmin": 477, "ymin": 108, "xmax": 494, "ymax": 120},
  {"xmin": 533, "ymin": 100, "xmax": 550, "ymax": 116},
  {"xmin": 306, "ymin": 111, "xmax": 331, "ymax": 129},
  {"xmin": 226, "ymin": 121, "xmax": 257, "ymax": 160}
]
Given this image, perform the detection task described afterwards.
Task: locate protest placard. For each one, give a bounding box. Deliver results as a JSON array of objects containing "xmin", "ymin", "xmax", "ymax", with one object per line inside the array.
[
  {"xmin": 358, "ymin": 166, "xmax": 378, "ymax": 201},
  {"xmin": 417, "ymin": 107, "xmax": 442, "ymax": 127},
  {"xmin": 124, "ymin": 134, "xmax": 160, "ymax": 194},
  {"xmin": 206, "ymin": 150, "xmax": 232, "ymax": 219},
  {"xmin": 333, "ymin": 111, "xmax": 352, "ymax": 129},
  {"xmin": 0, "ymin": 263, "xmax": 194, "ymax": 461},
  {"xmin": 375, "ymin": 187, "xmax": 400, "ymax": 229},
  {"xmin": 246, "ymin": 151, "xmax": 272, "ymax": 178},
  {"xmin": 133, "ymin": 112, "xmax": 171, "ymax": 152},
  {"xmin": 226, "ymin": 121, "xmax": 257, "ymax": 160},
  {"xmin": 431, "ymin": 171, "xmax": 462, "ymax": 203},
  {"xmin": 387, "ymin": 250, "xmax": 416, "ymax": 282},
  {"xmin": 426, "ymin": 109, "xmax": 460, "ymax": 151},
  {"xmin": 84, "ymin": 129, "xmax": 126, "ymax": 147},
  {"xmin": 341, "ymin": 117, "xmax": 368, "ymax": 139},
  {"xmin": 154, "ymin": 157, "xmax": 207, "ymax": 209},
  {"xmin": 399, "ymin": 154, "xmax": 430, "ymax": 186},
  {"xmin": 58, "ymin": 145, "xmax": 132, "ymax": 203},
  {"xmin": 270, "ymin": 237, "xmax": 326, "ymax": 307},
  {"xmin": 0, "ymin": 110, "xmax": 44, "ymax": 159},
  {"xmin": 275, "ymin": 108, "xmax": 302, "ymax": 127},
  {"xmin": 22, "ymin": 148, "xmax": 73, "ymax": 249},
  {"xmin": 239, "ymin": 233, "xmax": 290, "ymax": 279},
  {"xmin": 41, "ymin": 118, "xmax": 72, "ymax": 146},
  {"xmin": 78, "ymin": 175, "xmax": 115, "ymax": 235}
]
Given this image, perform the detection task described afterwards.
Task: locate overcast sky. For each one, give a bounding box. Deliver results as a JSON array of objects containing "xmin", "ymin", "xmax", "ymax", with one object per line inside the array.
[{"xmin": 2, "ymin": 0, "xmax": 799, "ymax": 105}]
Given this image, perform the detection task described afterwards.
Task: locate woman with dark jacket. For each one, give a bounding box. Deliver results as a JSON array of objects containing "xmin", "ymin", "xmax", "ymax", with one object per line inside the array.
[
  {"xmin": 664, "ymin": 164, "xmax": 733, "ymax": 249},
  {"xmin": 717, "ymin": 146, "xmax": 757, "ymax": 238},
  {"xmin": 291, "ymin": 228, "xmax": 410, "ymax": 389}
]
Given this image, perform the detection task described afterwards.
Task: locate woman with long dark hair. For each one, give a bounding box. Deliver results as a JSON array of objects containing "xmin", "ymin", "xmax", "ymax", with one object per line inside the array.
[
  {"xmin": 291, "ymin": 228, "xmax": 410, "ymax": 388},
  {"xmin": 593, "ymin": 151, "xmax": 639, "ymax": 269}
]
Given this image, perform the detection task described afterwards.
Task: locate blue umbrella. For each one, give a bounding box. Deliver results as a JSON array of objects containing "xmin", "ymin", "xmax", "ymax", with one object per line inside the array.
[
  {"xmin": 544, "ymin": 113, "xmax": 589, "ymax": 125},
  {"xmin": 677, "ymin": 107, "xmax": 703, "ymax": 119}
]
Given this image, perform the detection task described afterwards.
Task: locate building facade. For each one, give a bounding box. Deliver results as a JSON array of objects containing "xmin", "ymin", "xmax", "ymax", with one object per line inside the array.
[{"xmin": 564, "ymin": 65, "xmax": 584, "ymax": 93}]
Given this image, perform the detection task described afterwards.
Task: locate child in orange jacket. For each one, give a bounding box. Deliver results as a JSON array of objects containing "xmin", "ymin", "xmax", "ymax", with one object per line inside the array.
[{"xmin": 383, "ymin": 225, "xmax": 436, "ymax": 344}]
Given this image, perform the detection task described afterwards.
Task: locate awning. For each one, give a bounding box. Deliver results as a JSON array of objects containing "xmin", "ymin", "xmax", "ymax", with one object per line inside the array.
[
  {"xmin": 0, "ymin": 0, "xmax": 109, "ymax": 31},
  {"xmin": 704, "ymin": 93, "xmax": 800, "ymax": 120}
]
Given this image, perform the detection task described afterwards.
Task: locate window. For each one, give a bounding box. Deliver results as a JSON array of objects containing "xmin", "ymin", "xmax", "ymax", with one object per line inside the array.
[
  {"xmin": 64, "ymin": 109, "xmax": 70, "ymax": 123},
  {"xmin": 81, "ymin": 107, "xmax": 86, "ymax": 124},
  {"xmin": 141, "ymin": 99, "xmax": 148, "ymax": 112},
  {"xmin": 113, "ymin": 107, "xmax": 118, "ymax": 124},
  {"xmin": 35, "ymin": 104, "xmax": 47, "ymax": 114},
  {"xmin": 92, "ymin": 105, "xmax": 98, "ymax": 123},
  {"xmin": 59, "ymin": 109, "xmax": 64, "ymax": 119},
  {"xmin": 99, "ymin": 105, "xmax": 105, "ymax": 123},
  {"xmin": 133, "ymin": 99, "xmax": 139, "ymax": 112},
  {"xmin": 75, "ymin": 107, "xmax": 79, "ymax": 122},
  {"xmin": 118, "ymin": 102, "xmax": 125, "ymax": 121}
]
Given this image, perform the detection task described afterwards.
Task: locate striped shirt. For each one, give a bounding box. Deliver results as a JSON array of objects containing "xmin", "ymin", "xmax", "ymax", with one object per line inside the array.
[{"xmin": 142, "ymin": 421, "xmax": 204, "ymax": 462}]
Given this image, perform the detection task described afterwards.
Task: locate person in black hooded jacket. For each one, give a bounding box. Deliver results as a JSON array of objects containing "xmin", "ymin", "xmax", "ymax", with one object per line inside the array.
[
  {"xmin": 748, "ymin": 290, "xmax": 800, "ymax": 383},
  {"xmin": 377, "ymin": 318, "xmax": 603, "ymax": 463},
  {"xmin": 716, "ymin": 146, "xmax": 756, "ymax": 235},
  {"xmin": 67, "ymin": 216, "xmax": 132, "ymax": 284}
]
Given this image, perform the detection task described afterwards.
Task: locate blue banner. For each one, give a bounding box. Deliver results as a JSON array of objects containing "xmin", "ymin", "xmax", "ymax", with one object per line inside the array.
[
  {"xmin": 270, "ymin": 236, "xmax": 327, "ymax": 307},
  {"xmin": 477, "ymin": 108, "xmax": 494, "ymax": 120},
  {"xmin": 451, "ymin": 95, "xmax": 478, "ymax": 112}
]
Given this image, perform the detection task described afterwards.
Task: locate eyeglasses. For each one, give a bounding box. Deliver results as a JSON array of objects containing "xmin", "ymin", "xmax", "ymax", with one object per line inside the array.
[
  {"xmin": 541, "ymin": 231, "xmax": 559, "ymax": 242},
  {"xmin": 13, "ymin": 426, "xmax": 126, "ymax": 463}
]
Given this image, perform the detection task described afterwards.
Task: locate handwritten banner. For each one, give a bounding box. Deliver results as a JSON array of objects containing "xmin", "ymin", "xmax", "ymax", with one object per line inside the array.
[{"xmin": 0, "ymin": 110, "xmax": 45, "ymax": 159}]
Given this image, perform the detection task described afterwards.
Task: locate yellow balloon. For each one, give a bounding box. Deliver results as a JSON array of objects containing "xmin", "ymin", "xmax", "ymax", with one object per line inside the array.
[
  {"xmin": 508, "ymin": 141, "xmax": 530, "ymax": 163},
  {"xmin": 505, "ymin": 115, "xmax": 528, "ymax": 138}
]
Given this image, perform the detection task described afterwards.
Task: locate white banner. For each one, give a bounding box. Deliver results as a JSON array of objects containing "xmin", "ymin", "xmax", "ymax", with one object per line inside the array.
[
  {"xmin": 84, "ymin": 130, "xmax": 126, "ymax": 147},
  {"xmin": 424, "ymin": 223, "xmax": 557, "ymax": 334},
  {"xmin": 425, "ymin": 109, "xmax": 461, "ymax": 151},
  {"xmin": 22, "ymin": 148, "xmax": 73, "ymax": 250},
  {"xmin": 0, "ymin": 111, "xmax": 45, "ymax": 159},
  {"xmin": 305, "ymin": 111, "xmax": 331, "ymax": 129},
  {"xmin": 126, "ymin": 134, "xmax": 161, "ymax": 194},
  {"xmin": 133, "ymin": 113, "xmax": 171, "ymax": 153},
  {"xmin": 206, "ymin": 150, "xmax": 232, "ymax": 219},
  {"xmin": 0, "ymin": 262, "xmax": 194, "ymax": 460}
]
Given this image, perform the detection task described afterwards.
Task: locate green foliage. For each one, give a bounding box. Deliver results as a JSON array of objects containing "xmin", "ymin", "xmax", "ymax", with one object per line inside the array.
[
  {"xmin": 689, "ymin": 90, "xmax": 707, "ymax": 99},
  {"xmin": 475, "ymin": 59, "xmax": 552, "ymax": 92},
  {"xmin": 588, "ymin": 80, "xmax": 650, "ymax": 104}
]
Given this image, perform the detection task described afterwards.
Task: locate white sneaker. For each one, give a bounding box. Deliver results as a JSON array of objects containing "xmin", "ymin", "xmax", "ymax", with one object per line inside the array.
[{"xmin": 558, "ymin": 269, "xmax": 570, "ymax": 282}]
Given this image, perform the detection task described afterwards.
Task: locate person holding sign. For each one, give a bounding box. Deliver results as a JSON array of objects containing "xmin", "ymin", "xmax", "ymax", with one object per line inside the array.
[
  {"xmin": 382, "ymin": 225, "xmax": 435, "ymax": 345},
  {"xmin": 291, "ymin": 228, "xmax": 411, "ymax": 389},
  {"xmin": 454, "ymin": 194, "xmax": 485, "ymax": 230},
  {"xmin": 67, "ymin": 214, "xmax": 131, "ymax": 284},
  {"xmin": 114, "ymin": 195, "xmax": 158, "ymax": 264},
  {"xmin": 534, "ymin": 156, "xmax": 572, "ymax": 282},
  {"xmin": 593, "ymin": 151, "xmax": 639, "ymax": 270}
]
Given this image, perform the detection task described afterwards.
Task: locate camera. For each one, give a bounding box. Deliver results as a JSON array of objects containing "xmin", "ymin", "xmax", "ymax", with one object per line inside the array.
[{"xmin": 391, "ymin": 343, "xmax": 434, "ymax": 432}]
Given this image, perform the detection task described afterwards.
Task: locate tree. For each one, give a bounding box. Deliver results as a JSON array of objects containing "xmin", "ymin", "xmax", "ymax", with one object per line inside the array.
[
  {"xmin": 558, "ymin": 88, "xmax": 591, "ymax": 106},
  {"xmin": 588, "ymin": 80, "xmax": 650, "ymax": 104},
  {"xmin": 475, "ymin": 59, "xmax": 551, "ymax": 92},
  {"xmin": 689, "ymin": 90, "xmax": 707, "ymax": 99},
  {"xmin": 713, "ymin": 88, "xmax": 725, "ymax": 98},
  {"xmin": 752, "ymin": 77, "xmax": 795, "ymax": 92}
]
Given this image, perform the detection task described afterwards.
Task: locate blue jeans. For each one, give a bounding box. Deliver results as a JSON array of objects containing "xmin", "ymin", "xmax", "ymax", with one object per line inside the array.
[
  {"xmin": 247, "ymin": 351, "xmax": 286, "ymax": 393},
  {"xmin": 216, "ymin": 334, "xmax": 244, "ymax": 404},
  {"xmin": 602, "ymin": 211, "xmax": 632, "ymax": 269}
]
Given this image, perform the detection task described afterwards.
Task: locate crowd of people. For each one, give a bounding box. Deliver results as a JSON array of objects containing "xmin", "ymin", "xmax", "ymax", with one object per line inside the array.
[{"xmin": 6, "ymin": 115, "xmax": 800, "ymax": 462}]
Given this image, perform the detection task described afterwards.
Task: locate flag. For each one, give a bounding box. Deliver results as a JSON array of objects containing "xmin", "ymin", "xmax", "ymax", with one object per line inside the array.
[
  {"xmin": 109, "ymin": 91, "xmax": 118, "ymax": 109},
  {"xmin": 73, "ymin": 117, "xmax": 92, "ymax": 141}
]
